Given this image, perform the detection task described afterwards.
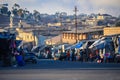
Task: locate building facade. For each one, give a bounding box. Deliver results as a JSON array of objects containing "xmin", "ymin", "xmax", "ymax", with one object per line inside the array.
[
  {"xmin": 62, "ymin": 28, "xmax": 103, "ymax": 44},
  {"xmin": 104, "ymin": 27, "xmax": 120, "ymax": 36},
  {"xmin": 16, "ymin": 28, "xmax": 38, "ymax": 49}
]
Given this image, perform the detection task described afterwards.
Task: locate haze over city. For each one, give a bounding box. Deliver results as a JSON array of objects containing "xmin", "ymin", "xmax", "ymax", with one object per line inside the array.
[{"xmin": 0, "ymin": 0, "xmax": 120, "ymax": 17}]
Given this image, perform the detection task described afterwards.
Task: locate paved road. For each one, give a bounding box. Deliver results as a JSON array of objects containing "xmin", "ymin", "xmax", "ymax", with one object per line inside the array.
[{"xmin": 0, "ymin": 59, "xmax": 120, "ymax": 80}]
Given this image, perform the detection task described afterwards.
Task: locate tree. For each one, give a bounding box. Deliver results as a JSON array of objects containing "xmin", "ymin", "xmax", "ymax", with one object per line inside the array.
[
  {"xmin": 13, "ymin": 3, "xmax": 20, "ymax": 9},
  {"xmin": 7, "ymin": 10, "xmax": 11, "ymax": 17},
  {"xmin": 17, "ymin": 8, "xmax": 23, "ymax": 18},
  {"xmin": 24, "ymin": 8, "xmax": 29, "ymax": 14},
  {"xmin": 12, "ymin": 3, "xmax": 20, "ymax": 17},
  {"xmin": 1, "ymin": 6, "xmax": 8, "ymax": 14},
  {"xmin": 33, "ymin": 10, "xmax": 41, "ymax": 22},
  {"xmin": 12, "ymin": 8, "xmax": 18, "ymax": 17}
]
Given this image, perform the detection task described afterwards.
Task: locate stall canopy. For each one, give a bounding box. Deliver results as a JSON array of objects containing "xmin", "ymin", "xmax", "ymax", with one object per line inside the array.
[
  {"xmin": 31, "ymin": 45, "xmax": 46, "ymax": 52},
  {"xmin": 89, "ymin": 37, "xmax": 113, "ymax": 50},
  {"xmin": 66, "ymin": 42, "xmax": 83, "ymax": 50},
  {"xmin": 80, "ymin": 40, "xmax": 95, "ymax": 50},
  {"xmin": 75, "ymin": 42, "xmax": 83, "ymax": 49}
]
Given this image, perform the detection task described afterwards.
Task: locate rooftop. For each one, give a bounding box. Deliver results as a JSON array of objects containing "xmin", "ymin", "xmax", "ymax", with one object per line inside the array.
[{"xmin": 63, "ymin": 28, "xmax": 103, "ymax": 34}]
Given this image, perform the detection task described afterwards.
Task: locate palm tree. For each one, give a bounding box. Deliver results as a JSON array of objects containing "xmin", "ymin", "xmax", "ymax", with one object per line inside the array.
[
  {"xmin": 13, "ymin": 3, "xmax": 20, "ymax": 9},
  {"xmin": 33, "ymin": 10, "xmax": 41, "ymax": 22}
]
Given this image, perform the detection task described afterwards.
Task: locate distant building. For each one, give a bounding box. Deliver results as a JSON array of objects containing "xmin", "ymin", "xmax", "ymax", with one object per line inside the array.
[
  {"xmin": 48, "ymin": 22, "xmax": 61, "ymax": 27},
  {"xmin": 102, "ymin": 14, "xmax": 112, "ymax": 19},
  {"xmin": 45, "ymin": 35, "xmax": 61, "ymax": 45},
  {"xmin": 16, "ymin": 28, "xmax": 35, "ymax": 49},
  {"xmin": 97, "ymin": 14, "xmax": 104, "ymax": 20},
  {"xmin": 16, "ymin": 28, "xmax": 47, "ymax": 47},
  {"xmin": 85, "ymin": 14, "xmax": 112, "ymax": 26},
  {"xmin": 85, "ymin": 18, "xmax": 97, "ymax": 26},
  {"xmin": 16, "ymin": 25, "xmax": 63, "ymax": 46}
]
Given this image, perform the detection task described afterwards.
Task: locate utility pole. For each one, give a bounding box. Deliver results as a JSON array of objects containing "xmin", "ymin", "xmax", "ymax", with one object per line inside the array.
[
  {"xmin": 60, "ymin": 13, "xmax": 63, "ymax": 44},
  {"xmin": 73, "ymin": 6, "xmax": 78, "ymax": 43}
]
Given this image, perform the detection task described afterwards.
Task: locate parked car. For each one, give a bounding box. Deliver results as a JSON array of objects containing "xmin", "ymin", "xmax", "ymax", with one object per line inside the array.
[{"xmin": 24, "ymin": 53, "xmax": 37, "ymax": 64}]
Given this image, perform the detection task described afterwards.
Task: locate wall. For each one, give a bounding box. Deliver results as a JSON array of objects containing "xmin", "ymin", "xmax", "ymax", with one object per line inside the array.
[
  {"xmin": 104, "ymin": 27, "xmax": 120, "ymax": 36},
  {"xmin": 16, "ymin": 28, "xmax": 37, "ymax": 45},
  {"xmin": 62, "ymin": 33, "xmax": 87, "ymax": 44}
]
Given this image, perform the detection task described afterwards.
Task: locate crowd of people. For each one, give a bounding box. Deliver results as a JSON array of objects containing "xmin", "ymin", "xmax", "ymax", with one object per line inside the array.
[
  {"xmin": 51, "ymin": 48, "xmax": 119, "ymax": 63},
  {"xmin": 36, "ymin": 38, "xmax": 120, "ymax": 63},
  {"xmin": 48, "ymin": 36, "xmax": 120, "ymax": 63}
]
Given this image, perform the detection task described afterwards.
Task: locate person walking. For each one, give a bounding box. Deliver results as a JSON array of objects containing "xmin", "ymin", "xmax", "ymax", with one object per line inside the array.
[{"xmin": 67, "ymin": 50, "xmax": 70, "ymax": 61}]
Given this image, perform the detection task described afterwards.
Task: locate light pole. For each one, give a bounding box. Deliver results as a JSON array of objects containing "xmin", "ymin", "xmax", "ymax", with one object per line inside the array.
[{"xmin": 73, "ymin": 6, "xmax": 78, "ymax": 43}]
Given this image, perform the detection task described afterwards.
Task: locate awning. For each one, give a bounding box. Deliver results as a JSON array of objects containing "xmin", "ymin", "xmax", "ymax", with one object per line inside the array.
[
  {"xmin": 75, "ymin": 42, "xmax": 83, "ymax": 49},
  {"xmin": 66, "ymin": 42, "xmax": 83, "ymax": 50},
  {"xmin": 89, "ymin": 37, "xmax": 113, "ymax": 50}
]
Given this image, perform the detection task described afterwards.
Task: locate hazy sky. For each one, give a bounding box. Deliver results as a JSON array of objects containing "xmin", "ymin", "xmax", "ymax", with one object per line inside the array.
[{"xmin": 0, "ymin": 0, "xmax": 120, "ymax": 16}]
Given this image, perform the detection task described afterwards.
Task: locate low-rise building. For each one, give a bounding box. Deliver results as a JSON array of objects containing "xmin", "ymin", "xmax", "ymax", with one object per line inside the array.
[
  {"xmin": 48, "ymin": 22, "xmax": 61, "ymax": 27},
  {"xmin": 85, "ymin": 18, "xmax": 97, "ymax": 26},
  {"xmin": 16, "ymin": 27, "xmax": 50, "ymax": 45},
  {"xmin": 62, "ymin": 27, "xmax": 103, "ymax": 44},
  {"xmin": 16, "ymin": 28, "xmax": 36, "ymax": 49},
  {"xmin": 104, "ymin": 27, "xmax": 120, "ymax": 36},
  {"xmin": 45, "ymin": 35, "xmax": 61, "ymax": 45},
  {"xmin": 97, "ymin": 14, "xmax": 104, "ymax": 20},
  {"xmin": 16, "ymin": 26, "xmax": 63, "ymax": 47}
]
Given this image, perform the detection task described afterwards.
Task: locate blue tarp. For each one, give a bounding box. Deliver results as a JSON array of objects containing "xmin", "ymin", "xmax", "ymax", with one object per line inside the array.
[
  {"xmin": 65, "ymin": 42, "xmax": 83, "ymax": 50},
  {"xmin": 75, "ymin": 42, "xmax": 83, "ymax": 49}
]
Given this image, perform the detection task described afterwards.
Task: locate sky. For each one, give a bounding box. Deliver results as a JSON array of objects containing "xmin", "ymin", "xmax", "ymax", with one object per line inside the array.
[{"xmin": 0, "ymin": 0, "xmax": 120, "ymax": 17}]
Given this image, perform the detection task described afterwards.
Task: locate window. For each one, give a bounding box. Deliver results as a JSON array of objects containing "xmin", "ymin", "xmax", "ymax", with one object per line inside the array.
[{"xmin": 27, "ymin": 35, "xmax": 29, "ymax": 39}]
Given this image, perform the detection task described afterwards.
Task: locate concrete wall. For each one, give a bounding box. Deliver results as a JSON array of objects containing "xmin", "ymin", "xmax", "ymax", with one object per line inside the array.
[
  {"xmin": 62, "ymin": 30, "xmax": 103, "ymax": 44},
  {"xmin": 62, "ymin": 33, "xmax": 87, "ymax": 44},
  {"xmin": 16, "ymin": 28, "xmax": 36, "ymax": 45},
  {"xmin": 104, "ymin": 27, "xmax": 120, "ymax": 36}
]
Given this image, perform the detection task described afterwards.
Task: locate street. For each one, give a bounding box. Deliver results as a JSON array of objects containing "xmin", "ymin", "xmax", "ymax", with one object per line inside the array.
[{"xmin": 0, "ymin": 59, "xmax": 120, "ymax": 80}]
